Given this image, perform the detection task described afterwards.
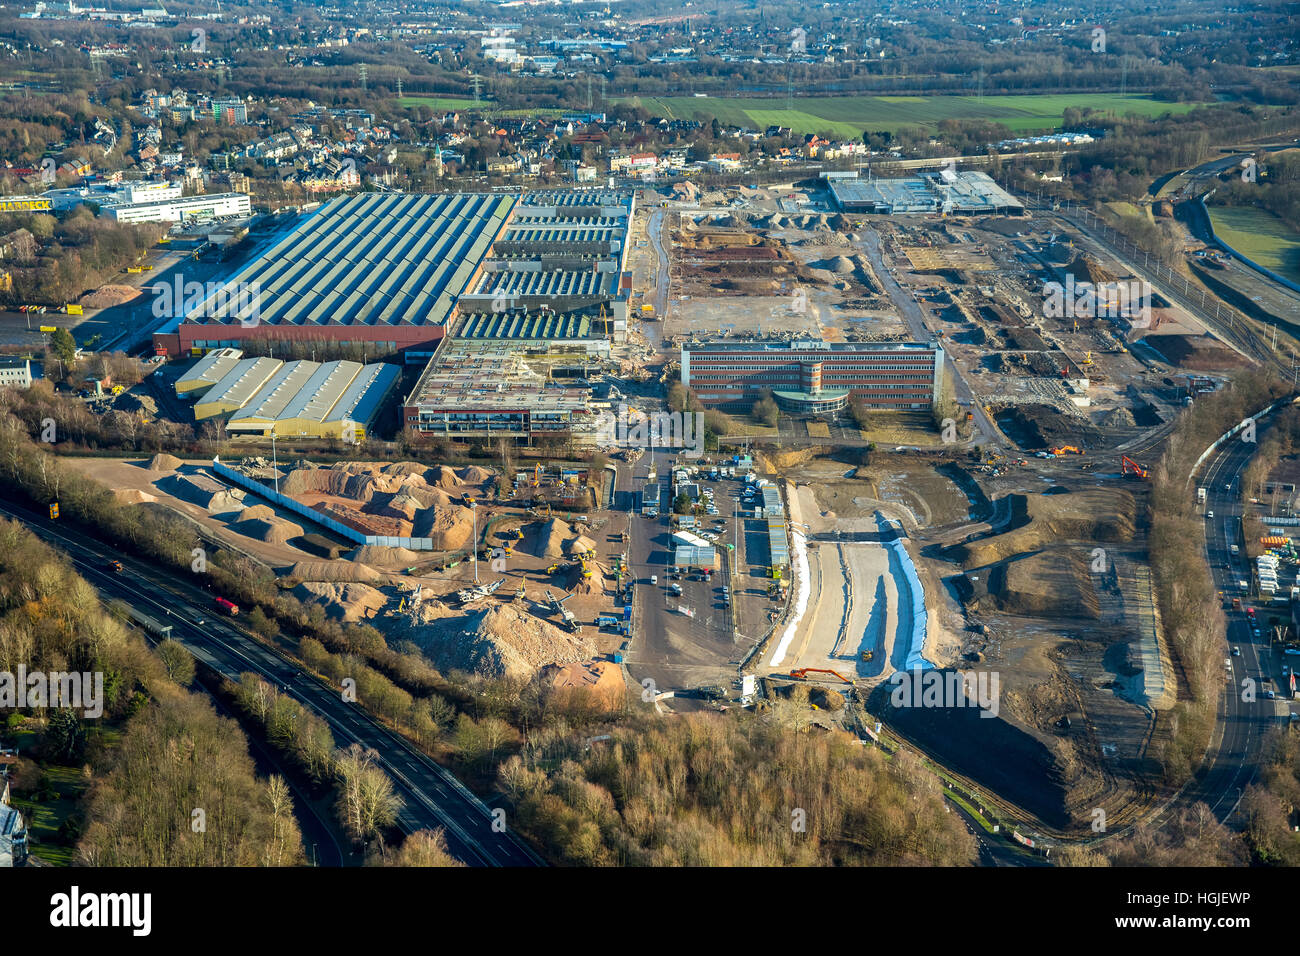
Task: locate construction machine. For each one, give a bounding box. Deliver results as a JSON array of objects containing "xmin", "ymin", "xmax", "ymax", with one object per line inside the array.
[
  {"xmin": 789, "ymin": 668, "xmax": 855, "ymax": 684},
  {"xmin": 1048, "ymin": 445, "xmax": 1085, "ymax": 456},
  {"xmin": 1121, "ymin": 456, "xmax": 1149, "ymax": 480}
]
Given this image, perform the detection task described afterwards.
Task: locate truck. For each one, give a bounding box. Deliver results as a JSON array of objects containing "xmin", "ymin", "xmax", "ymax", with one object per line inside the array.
[
  {"xmin": 1232, "ymin": 597, "xmax": 1242, "ymax": 610},
  {"xmin": 1197, "ymin": 487, "xmax": 1207, "ymax": 503},
  {"xmin": 215, "ymin": 596, "xmax": 240, "ymax": 616}
]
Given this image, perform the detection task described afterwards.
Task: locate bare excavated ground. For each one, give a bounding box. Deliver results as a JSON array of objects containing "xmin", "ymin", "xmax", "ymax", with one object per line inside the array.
[{"xmin": 875, "ymin": 470, "xmax": 1166, "ymax": 833}]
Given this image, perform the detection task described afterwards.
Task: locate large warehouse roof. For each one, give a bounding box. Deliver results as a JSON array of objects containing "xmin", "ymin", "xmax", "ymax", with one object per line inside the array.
[
  {"xmin": 180, "ymin": 192, "xmax": 515, "ymax": 331},
  {"xmin": 231, "ymin": 360, "xmax": 323, "ymax": 423},
  {"xmin": 196, "ymin": 356, "xmax": 284, "ymax": 414},
  {"xmin": 176, "ymin": 347, "xmax": 243, "ymax": 396}
]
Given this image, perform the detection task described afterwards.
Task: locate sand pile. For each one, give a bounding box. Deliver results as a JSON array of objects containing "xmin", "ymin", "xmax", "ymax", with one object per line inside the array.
[
  {"xmin": 533, "ymin": 518, "xmax": 574, "ymax": 559},
  {"xmin": 374, "ymin": 493, "xmax": 421, "ymax": 521},
  {"xmin": 827, "ymin": 255, "xmax": 856, "ymax": 274},
  {"xmin": 1100, "ymin": 407, "xmax": 1137, "ymax": 428},
  {"xmin": 146, "ymin": 453, "xmax": 182, "ymax": 472},
  {"xmin": 241, "ymin": 504, "xmax": 275, "ymax": 521},
  {"xmin": 281, "ymin": 465, "xmax": 378, "ymax": 502},
  {"xmin": 115, "ymin": 489, "xmax": 157, "ymax": 505},
  {"xmin": 230, "ymin": 514, "xmax": 304, "ymax": 545},
  {"xmin": 162, "ymin": 472, "xmax": 247, "ymax": 516},
  {"xmin": 292, "ymin": 581, "xmax": 387, "ymax": 623},
  {"xmin": 429, "ymin": 465, "xmax": 463, "ymax": 490},
  {"xmin": 461, "ymin": 466, "xmax": 493, "ymax": 484},
  {"xmin": 568, "ymin": 559, "xmax": 609, "ymax": 595},
  {"xmin": 79, "ymin": 284, "xmax": 140, "ymax": 309},
  {"xmin": 410, "ymin": 505, "xmax": 474, "ymax": 551},
  {"xmin": 407, "ymin": 603, "xmax": 595, "ymax": 680},
  {"xmin": 348, "ymin": 544, "xmax": 420, "ymax": 565},
  {"xmin": 542, "ymin": 660, "xmax": 625, "ymax": 710},
  {"xmin": 566, "ymin": 534, "xmax": 597, "ymax": 556},
  {"xmin": 287, "ymin": 561, "xmax": 382, "ymax": 584}
]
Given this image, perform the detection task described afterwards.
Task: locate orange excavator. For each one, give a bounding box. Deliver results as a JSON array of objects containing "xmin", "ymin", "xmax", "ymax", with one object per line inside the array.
[
  {"xmin": 789, "ymin": 668, "xmax": 856, "ymax": 684},
  {"xmin": 1121, "ymin": 456, "xmax": 1149, "ymax": 480}
]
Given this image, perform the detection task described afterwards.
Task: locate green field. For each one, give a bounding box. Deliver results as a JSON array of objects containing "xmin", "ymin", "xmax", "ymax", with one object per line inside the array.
[
  {"xmin": 1209, "ymin": 206, "xmax": 1300, "ymax": 284},
  {"xmin": 398, "ymin": 95, "xmax": 486, "ymax": 112},
  {"xmin": 622, "ymin": 93, "xmax": 1203, "ymax": 138}
]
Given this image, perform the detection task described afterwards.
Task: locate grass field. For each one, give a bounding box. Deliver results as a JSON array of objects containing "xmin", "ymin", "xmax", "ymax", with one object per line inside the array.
[
  {"xmin": 398, "ymin": 96, "xmax": 485, "ymax": 112},
  {"xmin": 1209, "ymin": 206, "xmax": 1300, "ymax": 284},
  {"xmin": 622, "ymin": 93, "xmax": 1203, "ymax": 138}
]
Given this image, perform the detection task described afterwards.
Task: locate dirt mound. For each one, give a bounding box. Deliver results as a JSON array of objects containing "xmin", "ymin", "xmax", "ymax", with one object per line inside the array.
[
  {"xmin": 241, "ymin": 503, "xmax": 276, "ymax": 521},
  {"xmin": 115, "ymin": 488, "xmax": 157, "ymax": 505},
  {"xmin": 460, "ymin": 465, "xmax": 493, "ymax": 484},
  {"xmin": 410, "ymin": 505, "xmax": 474, "ymax": 551},
  {"xmin": 348, "ymin": 544, "xmax": 420, "ymax": 566},
  {"xmin": 566, "ymin": 534, "xmax": 597, "ymax": 555},
  {"xmin": 146, "ymin": 453, "xmax": 182, "ymax": 472},
  {"xmin": 542, "ymin": 659, "xmax": 625, "ymax": 710},
  {"xmin": 533, "ymin": 518, "xmax": 574, "ymax": 559},
  {"xmin": 948, "ymin": 489, "xmax": 1137, "ymax": 568},
  {"xmin": 287, "ymin": 561, "xmax": 382, "ymax": 584},
  {"xmin": 409, "ymin": 603, "xmax": 595, "ymax": 680},
  {"xmin": 230, "ymin": 515, "xmax": 304, "ymax": 545},
  {"xmin": 429, "ymin": 465, "xmax": 463, "ymax": 490},
  {"xmin": 826, "ymin": 255, "xmax": 856, "ymax": 274},
  {"xmin": 1100, "ymin": 407, "xmax": 1137, "ymax": 428},
  {"xmin": 987, "ymin": 551, "xmax": 1100, "ymax": 618},
  {"xmin": 567, "ymin": 559, "xmax": 609, "ymax": 595},
  {"xmin": 161, "ymin": 472, "xmax": 247, "ymax": 516},
  {"xmin": 373, "ymin": 493, "xmax": 421, "ymax": 521},
  {"xmin": 79, "ymin": 284, "xmax": 140, "ymax": 309},
  {"xmin": 280, "ymin": 465, "xmax": 378, "ymax": 502},
  {"xmin": 292, "ymin": 581, "xmax": 387, "ymax": 623}
]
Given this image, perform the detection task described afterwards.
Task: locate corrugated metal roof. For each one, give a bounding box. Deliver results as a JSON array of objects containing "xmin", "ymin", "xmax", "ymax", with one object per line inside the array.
[
  {"xmin": 179, "ymin": 347, "xmax": 243, "ymax": 388},
  {"xmin": 200, "ymin": 356, "xmax": 284, "ymax": 408},
  {"xmin": 231, "ymin": 360, "xmax": 321, "ymax": 422},
  {"xmin": 324, "ymin": 363, "xmax": 400, "ymax": 427}
]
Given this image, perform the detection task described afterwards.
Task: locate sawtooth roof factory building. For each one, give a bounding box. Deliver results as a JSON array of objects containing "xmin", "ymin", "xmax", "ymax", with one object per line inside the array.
[{"xmin": 152, "ymin": 189, "xmax": 634, "ymax": 359}]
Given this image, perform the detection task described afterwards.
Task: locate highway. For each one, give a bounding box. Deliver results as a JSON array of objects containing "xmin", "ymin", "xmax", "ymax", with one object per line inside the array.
[
  {"xmin": 0, "ymin": 498, "xmax": 543, "ymax": 868},
  {"xmin": 1160, "ymin": 427, "xmax": 1280, "ymax": 825}
]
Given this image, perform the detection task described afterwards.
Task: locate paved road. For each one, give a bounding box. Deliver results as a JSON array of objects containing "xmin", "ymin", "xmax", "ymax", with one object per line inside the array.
[
  {"xmin": 0, "ymin": 498, "xmax": 543, "ymax": 867},
  {"xmin": 854, "ymin": 224, "xmax": 1005, "ymax": 447},
  {"xmin": 1158, "ymin": 429, "xmax": 1277, "ymax": 825}
]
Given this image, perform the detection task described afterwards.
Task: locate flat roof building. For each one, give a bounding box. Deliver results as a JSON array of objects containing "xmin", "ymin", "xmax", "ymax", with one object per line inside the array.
[
  {"xmin": 828, "ymin": 171, "xmax": 1023, "ymax": 216},
  {"xmin": 104, "ymin": 191, "xmax": 251, "ymax": 224},
  {"xmin": 402, "ymin": 342, "xmax": 596, "ymax": 444},
  {"xmin": 682, "ymin": 339, "xmax": 944, "ymax": 413}
]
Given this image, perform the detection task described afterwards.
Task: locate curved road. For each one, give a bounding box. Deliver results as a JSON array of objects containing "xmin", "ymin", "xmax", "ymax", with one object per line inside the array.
[{"xmin": 0, "ymin": 498, "xmax": 543, "ymax": 868}]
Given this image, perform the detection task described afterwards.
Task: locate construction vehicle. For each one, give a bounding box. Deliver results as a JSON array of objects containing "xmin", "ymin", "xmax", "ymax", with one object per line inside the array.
[
  {"xmin": 789, "ymin": 668, "xmax": 855, "ymax": 684},
  {"xmin": 1048, "ymin": 445, "xmax": 1085, "ymax": 456},
  {"xmin": 545, "ymin": 564, "xmax": 560, "ymax": 574},
  {"xmin": 544, "ymin": 589, "xmax": 581, "ymax": 632},
  {"xmin": 860, "ymin": 649, "xmax": 874, "ymax": 662},
  {"xmin": 532, "ymin": 463, "xmax": 543, "ymax": 487},
  {"xmin": 1121, "ymin": 456, "xmax": 1149, "ymax": 480},
  {"xmin": 456, "ymin": 578, "xmax": 504, "ymax": 604}
]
